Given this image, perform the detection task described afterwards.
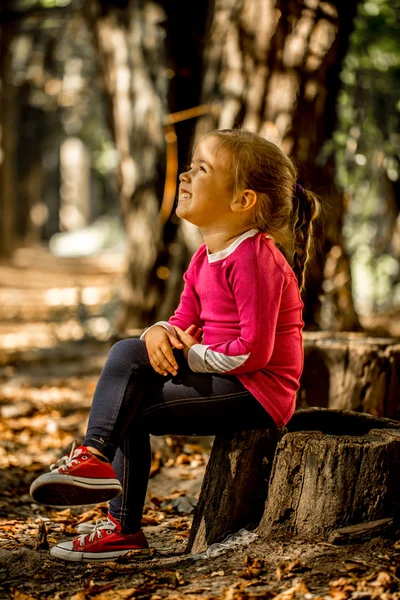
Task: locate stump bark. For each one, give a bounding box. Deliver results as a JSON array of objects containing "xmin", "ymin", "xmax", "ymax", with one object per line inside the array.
[
  {"xmin": 185, "ymin": 426, "xmax": 287, "ymax": 554},
  {"xmin": 300, "ymin": 332, "xmax": 400, "ymax": 420},
  {"xmin": 258, "ymin": 426, "xmax": 400, "ymax": 542},
  {"xmin": 187, "ymin": 408, "xmax": 400, "ymax": 553}
]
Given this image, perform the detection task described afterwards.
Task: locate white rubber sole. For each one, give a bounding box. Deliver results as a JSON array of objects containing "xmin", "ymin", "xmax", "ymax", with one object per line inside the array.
[
  {"xmin": 50, "ymin": 541, "xmax": 150, "ymax": 563},
  {"xmin": 30, "ymin": 473, "xmax": 122, "ymax": 507}
]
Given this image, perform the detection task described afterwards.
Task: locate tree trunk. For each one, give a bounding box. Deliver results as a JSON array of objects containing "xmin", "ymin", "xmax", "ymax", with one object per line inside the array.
[
  {"xmin": 84, "ymin": 0, "xmax": 210, "ymax": 332},
  {"xmin": 192, "ymin": 0, "xmax": 362, "ymax": 331},
  {"xmin": 300, "ymin": 332, "xmax": 400, "ymax": 420},
  {"xmin": 187, "ymin": 408, "xmax": 400, "ymax": 553},
  {"xmin": 83, "ymin": 0, "xmax": 168, "ymax": 331},
  {"xmin": 0, "ymin": 22, "xmax": 17, "ymax": 258}
]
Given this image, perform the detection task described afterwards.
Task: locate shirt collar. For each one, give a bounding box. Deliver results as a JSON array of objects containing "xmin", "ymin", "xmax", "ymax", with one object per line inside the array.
[{"xmin": 207, "ymin": 229, "xmax": 268, "ymax": 263}]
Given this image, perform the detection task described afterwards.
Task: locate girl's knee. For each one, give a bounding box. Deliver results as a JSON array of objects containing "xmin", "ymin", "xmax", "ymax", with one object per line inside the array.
[{"xmin": 108, "ymin": 338, "xmax": 148, "ymax": 364}]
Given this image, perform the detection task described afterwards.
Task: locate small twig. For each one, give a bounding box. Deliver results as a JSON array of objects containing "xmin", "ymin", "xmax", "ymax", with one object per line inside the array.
[
  {"xmin": 35, "ymin": 518, "xmax": 49, "ymax": 551},
  {"xmin": 164, "ymin": 104, "xmax": 221, "ymax": 125}
]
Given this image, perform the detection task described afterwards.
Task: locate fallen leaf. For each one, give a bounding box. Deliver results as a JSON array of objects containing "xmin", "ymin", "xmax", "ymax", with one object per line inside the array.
[
  {"xmin": 11, "ymin": 591, "xmax": 36, "ymax": 600},
  {"xmin": 150, "ymin": 450, "xmax": 162, "ymax": 477},
  {"xmin": 272, "ymin": 579, "xmax": 311, "ymax": 600},
  {"xmin": 157, "ymin": 570, "xmax": 186, "ymax": 587},
  {"xmin": 176, "ymin": 453, "xmax": 190, "ymax": 465},
  {"xmin": 141, "ymin": 514, "xmax": 162, "ymax": 526},
  {"xmin": 276, "ymin": 558, "xmax": 307, "ymax": 581},
  {"xmin": 368, "ymin": 571, "xmax": 393, "ymax": 589}
]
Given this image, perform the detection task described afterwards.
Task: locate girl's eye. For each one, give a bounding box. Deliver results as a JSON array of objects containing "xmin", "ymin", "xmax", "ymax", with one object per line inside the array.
[{"xmin": 187, "ymin": 163, "xmax": 206, "ymax": 172}]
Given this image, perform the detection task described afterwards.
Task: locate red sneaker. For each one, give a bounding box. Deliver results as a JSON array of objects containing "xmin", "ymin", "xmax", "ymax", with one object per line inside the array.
[
  {"xmin": 50, "ymin": 513, "xmax": 150, "ymax": 563},
  {"xmin": 30, "ymin": 441, "xmax": 122, "ymax": 507}
]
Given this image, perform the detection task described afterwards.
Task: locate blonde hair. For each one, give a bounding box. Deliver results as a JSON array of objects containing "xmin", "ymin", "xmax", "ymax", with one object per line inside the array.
[{"xmin": 200, "ymin": 128, "xmax": 326, "ymax": 297}]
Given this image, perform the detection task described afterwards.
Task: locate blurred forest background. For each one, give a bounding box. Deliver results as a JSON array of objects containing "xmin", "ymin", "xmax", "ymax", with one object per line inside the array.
[
  {"xmin": 0, "ymin": 2, "xmax": 400, "ymax": 595},
  {"xmin": 0, "ymin": 0, "xmax": 399, "ymax": 356}
]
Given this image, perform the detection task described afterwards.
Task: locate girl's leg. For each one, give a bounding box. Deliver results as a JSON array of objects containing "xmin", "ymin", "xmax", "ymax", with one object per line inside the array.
[
  {"xmin": 108, "ymin": 359, "xmax": 275, "ymax": 533},
  {"xmin": 82, "ymin": 338, "xmax": 163, "ymax": 461},
  {"xmin": 29, "ymin": 339, "xmax": 161, "ymax": 507},
  {"xmin": 109, "ymin": 428, "xmax": 152, "ymax": 533},
  {"xmin": 44, "ymin": 339, "xmax": 275, "ymax": 562}
]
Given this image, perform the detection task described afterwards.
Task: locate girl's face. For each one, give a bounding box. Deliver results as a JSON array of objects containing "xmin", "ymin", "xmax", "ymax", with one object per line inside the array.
[{"xmin": 176, "ymin": 136, "xmax": 235, "ymax": 229}]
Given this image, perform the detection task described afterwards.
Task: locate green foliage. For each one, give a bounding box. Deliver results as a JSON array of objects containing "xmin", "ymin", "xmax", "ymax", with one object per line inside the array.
[
  {"xmin": 329, "ymin": 0, "xmax": 400, "ymax": 313},
  {"xmin": 39, "ymin": 0, "xmax": 71, "ymax": 7},
  {"xmin": 12, "ymin": 8, "xmax": 118, "ymax": 185},
  {"xmin": 319, "ymin": 0, "xmax": 400, "ymax": 313}
]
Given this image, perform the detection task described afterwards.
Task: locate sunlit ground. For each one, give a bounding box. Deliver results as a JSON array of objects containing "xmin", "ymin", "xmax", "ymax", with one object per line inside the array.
[{"xmin": 0, "ymin": 245, "xmax": 128, "ymax": 359}]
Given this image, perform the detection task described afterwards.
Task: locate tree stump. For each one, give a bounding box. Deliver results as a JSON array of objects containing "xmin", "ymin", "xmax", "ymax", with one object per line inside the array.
[
  {"xmin": 187, "ymin": 408, "xmax": 400, "ymax": 553},
  {"xmin": 185, "ymin": 426, "xmax": 287, "ymax": 554},
  {"xmin": 300, "ymin": 332, "xmax": 400, "ymax": 420}
]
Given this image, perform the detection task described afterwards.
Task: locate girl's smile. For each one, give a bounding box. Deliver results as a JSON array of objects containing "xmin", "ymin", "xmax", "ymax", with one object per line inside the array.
[{"xmin": 179, "ymin": 188, "xmax": 192, "ymax": 201}]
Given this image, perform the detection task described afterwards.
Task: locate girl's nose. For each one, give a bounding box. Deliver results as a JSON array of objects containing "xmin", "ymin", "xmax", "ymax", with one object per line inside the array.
[{"xmin": 179, "ymin": 170, "xmax": 190, "ymax": 182}]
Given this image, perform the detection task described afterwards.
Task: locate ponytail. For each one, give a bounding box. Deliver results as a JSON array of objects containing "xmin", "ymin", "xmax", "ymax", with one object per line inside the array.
[{"xmin": 292, "ymin": 184, "xmax": 323, "ymax": 297}]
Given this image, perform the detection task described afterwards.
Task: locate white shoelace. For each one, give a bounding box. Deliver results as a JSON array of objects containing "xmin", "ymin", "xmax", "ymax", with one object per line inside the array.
[
  {"xmin": 78, "ymin": 517, "xmax": 116, "ymax": 546},
  {"xmin": 49, "ymin": 440, "xmax": 83, "ymax": 472}
]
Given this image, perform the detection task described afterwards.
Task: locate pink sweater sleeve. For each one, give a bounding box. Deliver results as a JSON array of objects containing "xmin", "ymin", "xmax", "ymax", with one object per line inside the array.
[
  {"xmin": 168, "ymin": 252, "xmax": 202, "ymax": 332},
  {"xmin": 188, "ymin": 245, "xmax": 285, "ymax": 374}
]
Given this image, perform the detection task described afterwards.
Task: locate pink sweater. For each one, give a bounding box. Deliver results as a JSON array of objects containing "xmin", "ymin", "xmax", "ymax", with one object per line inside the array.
[{"xmin": 143, "ymin": 229, "xmax": 305, "ymax": 426}]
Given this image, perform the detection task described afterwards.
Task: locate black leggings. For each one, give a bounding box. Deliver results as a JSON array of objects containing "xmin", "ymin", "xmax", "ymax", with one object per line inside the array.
[{"xmin": 83, "ymin": 339, "xmax": 276, "ymax": 533}]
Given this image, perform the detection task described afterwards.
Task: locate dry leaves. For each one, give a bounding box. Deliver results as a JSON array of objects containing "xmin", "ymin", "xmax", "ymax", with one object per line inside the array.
[
  {"xmin": 271, "ymin": 579, "xmax": 311, "ymax": 600},
  {"xmin": 328, "ymin": 570, "xmax": 400, "ymax": 600},
  {"xmin": 239, "ymin": 555, "xmax": 267, "ymax": 579},
  {"xmin": 276, "ymin": 558, "xmax": 308, "ymax": 582}
]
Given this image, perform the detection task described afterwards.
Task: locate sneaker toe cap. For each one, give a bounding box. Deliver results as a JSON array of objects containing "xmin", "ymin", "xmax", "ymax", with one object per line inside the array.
[
  {"xmin": 50, "ymin": 541, "xmax": 82, "ymax": 561},
  {"xmin": 53, "ymin": 541, "xmax": 74, "ymax": 551}
]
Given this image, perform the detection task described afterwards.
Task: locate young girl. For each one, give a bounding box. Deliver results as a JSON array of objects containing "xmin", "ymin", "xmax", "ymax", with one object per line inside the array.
[{"xmin": 30, "ymin": 128, "xmax": 323, "ymax": 563}]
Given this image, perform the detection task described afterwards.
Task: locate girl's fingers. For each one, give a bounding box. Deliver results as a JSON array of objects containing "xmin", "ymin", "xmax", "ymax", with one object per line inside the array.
[
  {"xmin": 185, "ymin": 325, "xmax": 196, "ymax": 334},
  {"xmin": 168, "ymin": 333, "xmax": 184, "ymax": 349},
  {"xmin": 174, "ymin": 326, "xmax": 191, "ymax": 342},
  {"xmin": 154, "ymin": 347, "xmax": 178, "ymax": 375},
  {"xmin": 162, "ymin": 344, "xmax": 179, "ymax": 370},
  {"xmin": 149, "ymin": 357, "xmax": 166, "ymax": 376},
  {"xmin": 175, "ymin": 326, "xmax": 198, "ymax": 346},
  {"xmin": 193, "ymin": 327, "xmax": 203, "ymax": 340},
  {"xmin": 174, "ymin": 326, "xmax": 183, "ymax": 337}
]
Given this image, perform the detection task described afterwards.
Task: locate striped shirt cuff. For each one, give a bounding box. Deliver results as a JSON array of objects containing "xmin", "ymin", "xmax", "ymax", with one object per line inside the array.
[
  {"xmin": 188, "ymin": 344, "xmax": 211, "ymax": 372},
  {"xmin": 188, "ymin": 345, "xmax": 250, "ymax": 373}
]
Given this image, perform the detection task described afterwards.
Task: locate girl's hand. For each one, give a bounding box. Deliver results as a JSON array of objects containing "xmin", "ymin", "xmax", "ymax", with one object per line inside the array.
[
  {"xmin": 174, "ymin": 325, "xmax": 202, "ymax": 360},
  {"xmin": 144, "ymin": 324, "xmax": 202, "ymax": 376},
  {"xmin": 144, "ymin": 325, "xmax": 183, "ymax": 376},
  {"xmin": 185, "ymin": 324, "xmax": 203, "ymax": 342}
]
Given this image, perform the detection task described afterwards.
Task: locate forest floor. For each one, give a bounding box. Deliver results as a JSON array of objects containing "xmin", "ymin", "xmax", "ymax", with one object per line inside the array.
[{"xmin": 0, "ymin": 246, "xmax": 400, "ymax": 600}]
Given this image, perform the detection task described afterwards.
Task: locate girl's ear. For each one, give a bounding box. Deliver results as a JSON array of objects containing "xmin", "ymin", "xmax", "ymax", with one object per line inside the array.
[{"xmin": 231, "ymin": 189, "xmax": 257, "ymax": 212}]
